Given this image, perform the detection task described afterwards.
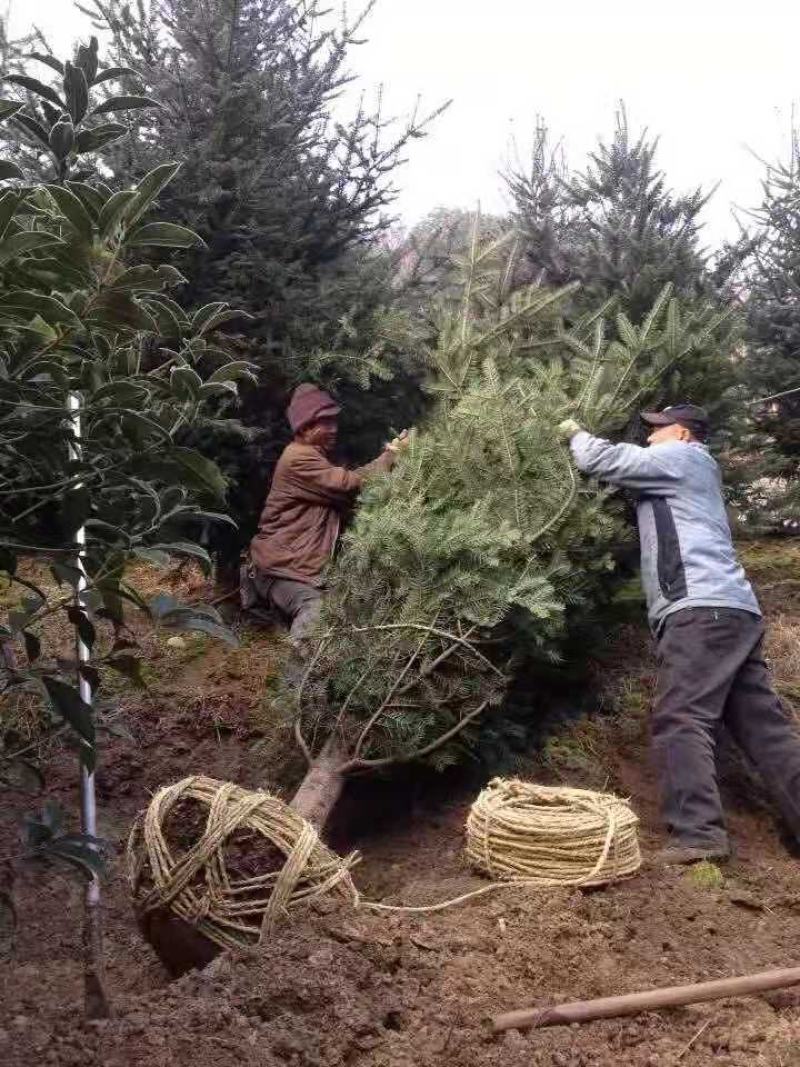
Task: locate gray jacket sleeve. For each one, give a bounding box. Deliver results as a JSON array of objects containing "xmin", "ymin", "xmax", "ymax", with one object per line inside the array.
[{"xmin": 569, "ymin": 431, "xmax": 684, "ymax": 493}]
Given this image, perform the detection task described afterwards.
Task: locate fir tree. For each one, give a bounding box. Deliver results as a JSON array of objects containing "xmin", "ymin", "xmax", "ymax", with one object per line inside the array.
[
  {"xmin": 287, "ymin": 228, "xmax": 731, "ymax": 829},
  {"xmin": 739, "ymin": 135, "xmax": 800, "ymax": 527},
  {"xmin": 507, "ymin": 109, "xmax": 739, "ymax": 418},
  {"xmin": 77, "ymin": 0, "xmax": 444, "ymax": 565}
]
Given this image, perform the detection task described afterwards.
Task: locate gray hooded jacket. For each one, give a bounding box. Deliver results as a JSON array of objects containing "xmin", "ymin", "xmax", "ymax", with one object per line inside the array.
[{"xmin": 569, "ymin": 431, "xmax": 760, "ymax": 630}]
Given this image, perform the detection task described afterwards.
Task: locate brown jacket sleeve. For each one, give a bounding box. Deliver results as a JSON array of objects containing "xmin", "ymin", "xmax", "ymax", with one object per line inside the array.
[{"xmin": 284, "ymin": 446, "xmax": 394, "ymax": 505}]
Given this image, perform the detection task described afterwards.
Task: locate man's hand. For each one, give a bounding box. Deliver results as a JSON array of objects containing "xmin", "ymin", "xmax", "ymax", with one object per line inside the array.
[
  {"xmin": 557, "ymin": 418, "xmax": 582, "ymax": 443},
  {"xmin": 385, "ymin": 429, "xmax": 410, "ymax": 454}
]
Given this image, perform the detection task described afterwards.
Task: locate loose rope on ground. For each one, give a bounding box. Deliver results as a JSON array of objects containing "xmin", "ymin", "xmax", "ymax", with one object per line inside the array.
[
  {"xmin": 364, "ymin": 777, "xmax": 641, "ymax": 914},
  {"xmin": 129, "ymin": 775, "xmax": 641, "ymax": 945}
]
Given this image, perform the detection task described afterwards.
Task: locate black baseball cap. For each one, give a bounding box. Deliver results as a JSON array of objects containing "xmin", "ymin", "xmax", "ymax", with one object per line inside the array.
[{"xmin": 641, "ymin": 403, "xmax": 709, "ymax": 438}]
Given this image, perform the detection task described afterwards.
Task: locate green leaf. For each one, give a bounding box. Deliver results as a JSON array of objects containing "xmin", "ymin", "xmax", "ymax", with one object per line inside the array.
[
  {"xmin": 74, "ymin": 123, "xmax": 128, "ymax": 155},
  {"xmin": 24, "ymin": 800, "xmax": 62, "ymax": 846},
  {"xmin": 0, "ymin": 290, "xmax": 81, "ymax": 326},
  {"xmin": 132, "ymin": 546, "xmax": 172, "ymax": 568},
  {"xmin": 37, "ymin": 833, "xmax": 109, "ymax": 878},
  {"xmin": 78, "ymin": 663, "xmax": 100, "ymax": 694},
  {"xmin": 92, "ymin": 66, "xmax": 141, "ymax": 87},
  {"xmin": 144, "ymin": 293, "xmax": 188, "ymax": 338},
  {"xmin": 126, "ymin": 222, "xmax": 205, "ymax": 249},
  {"xmin": 170, "ymin": 364, "xmax": 202, "ymax": 399},
  {"xmin": 12, "ymin": 112, "xmax": 51, "ymax": 149},
  {"xmin": 90, "ymin": 379, "xmax": 148, "ymax": 404},
  {"xmin": 67, "ymin": 606, "xmax": 96, "ymax": 652},
  {"xmin": 24, "ymin": 53, "xmax": 65, "ymax": 76},
  {"xmin": 23, "ymin": 630, "xmax": 41, "ymax": 663},
  {"xmin": 0, "ymin": 190, "xmax": 22, "ymax": 239},
  {"xmin": 65, "ymin": 181, "xmax": 105, "ymax": 219},
  {"xmin": 87, "ymin": 290, "xmax": 157, "ymax": 332},
  {"xmin": 0, "ymin": 231, "xmax": 63, "ymax": 268},
  {"xmin": 75, "ymin": 38, "xmax": 99, "ymax": 87},
  {"xmin": 48, "ymin": 117, "xmax": 75, "ymax": 160},
  {"xmin": 149, "ymin": 597, "xmax": 237, "ymax": 646},
  {"xmin": 63, "ymin": 484, "xmax": 90, "ymax": 536},
  {"xmin": 123, "ymin": 162, "xmax": 180, "ymax": 228},
  {"xmin": 119, "ymin": 409, "xmax": 172, "ymax": 443},
  {"xmin": 0, "ymin": 99, "xmax": 23, "ymax": 122},
  {"xmin": 198, "ymin": 381, "xmax": 238, "ymax": 400},
  {"xmin": 97, "ymin": 188, "xmax": 136, "ymax": 238},
  {"xmin": 163, "ymin": 613, "xmax": 238, "ymax": 646},
  {"xmin": 208, "ymin": 360, "xmax": 258, "ymax": 385},
  {"xmin": 39, "ymin": 100, "xmax": 62, "ymax": 127},
  {"xmin": 150, "ymin": 541, "xmax": 212, "ymax": 575},
  {"xmin": 110, "ymin": 264, "xmax": 186, "ymax": 292},
  {"xmin": 90, "ymin": 94, "xmax": 159, "ymax": 117},
  {"xmin": 50, "ymin": 562, "xmax": 83, "ymax": 589},
  {"xmin": 0, "ymin": 160, "xmax": 24, "ymax": 181},
  {"xmin": 45, "ymin": 184, "xmax": 93, "ymax": 241},
  {"xmin": 148, "ymin": 593, "xmax": 179, "ymax": 619},
  {"xmin": 193, "ymin": 305, "xmax": 251, "ymax": 335},
  {"xmin": 169, "ymin": 447, "xmax": 228, "ymax": 499},
  {"xmin": 62, "ymin": 62, "xmax": 89, "ymax": 124},
  {"xmin": 42, "ymin": 676, "xmax": 95, "ymax": 768},
  {"xmin": 4, "ymin": 74, "xmax": 66, "ymax": 111}
]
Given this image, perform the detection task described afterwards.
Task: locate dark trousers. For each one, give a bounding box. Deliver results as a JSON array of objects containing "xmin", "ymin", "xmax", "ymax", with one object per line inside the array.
[
  {"xmin": 653, "ymin": 607, "xmax": 800, "ymax": 850},
  {"xmin": 251, "ymin": 572, "xmax": 322, "ymax": 641}
]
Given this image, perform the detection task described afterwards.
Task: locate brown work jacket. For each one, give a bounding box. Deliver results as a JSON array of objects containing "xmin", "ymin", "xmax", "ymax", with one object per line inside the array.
[{"xmin": 249, "ymin": 442, "xmax": 393, "ymax": 586}]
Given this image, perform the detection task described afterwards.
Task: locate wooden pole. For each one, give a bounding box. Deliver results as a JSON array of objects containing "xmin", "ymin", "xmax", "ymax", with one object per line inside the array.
[{"xmin": 492, "ymin": 965, "xmax": 800, "ymax": 1032}]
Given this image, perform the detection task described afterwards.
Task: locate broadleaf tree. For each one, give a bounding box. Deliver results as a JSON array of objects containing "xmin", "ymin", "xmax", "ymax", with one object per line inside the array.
[{"xmin": 0, "ymin": 41, "xmax": 251, "ymax": 1016}]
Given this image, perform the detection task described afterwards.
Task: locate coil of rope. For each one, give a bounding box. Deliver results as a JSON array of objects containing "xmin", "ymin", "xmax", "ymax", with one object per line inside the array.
[{"xmin": 129, "ymin": 775, "xmax": 641, "ymax": 950}]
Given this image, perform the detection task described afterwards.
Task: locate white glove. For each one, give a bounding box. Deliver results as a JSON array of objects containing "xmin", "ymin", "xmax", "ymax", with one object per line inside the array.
[{"xmin": 557, "ymin": 418, "xmax": 582, "ymax": 442}]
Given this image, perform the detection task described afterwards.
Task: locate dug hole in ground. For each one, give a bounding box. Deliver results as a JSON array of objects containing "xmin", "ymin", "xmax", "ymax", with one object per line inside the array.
[{"xmin": 2, "ymin": 541, "xmax": 800, "ymax": 1067}]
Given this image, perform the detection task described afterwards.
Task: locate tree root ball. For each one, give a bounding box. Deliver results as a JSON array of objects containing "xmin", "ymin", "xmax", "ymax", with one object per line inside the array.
[{"xmin": 128, "ymin": 775, "xmax": 359, "ymax": 976}]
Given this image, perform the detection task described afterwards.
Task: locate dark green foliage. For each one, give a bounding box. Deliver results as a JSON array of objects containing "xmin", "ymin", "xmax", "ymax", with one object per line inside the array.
[
  {"xmin": 294, "ymin": 231, "xmax": 732, "ymax": 774},
  {"xmin": 507, "ymin": 109, "xmax": 740, "ymax": 419},
  {"xmin": 736, "ymin": 138, "xmax": 800, "ymax": 530},
  {"xmin": 0, "ymin": 43, "xmax": 244, "ymax": 778},
  {"xmin": 77, "ymin": 0, "xmax": 444, "ymax": 565}
]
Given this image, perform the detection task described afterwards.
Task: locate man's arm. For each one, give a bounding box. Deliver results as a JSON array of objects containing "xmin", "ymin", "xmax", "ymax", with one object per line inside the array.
[
  {"xmin": 569, "ymin": 430, "xmax": 684, "ymax": 493},
  {"xmin": 286, "ymin": 447, "xmax": 394, "ymax": 505}
]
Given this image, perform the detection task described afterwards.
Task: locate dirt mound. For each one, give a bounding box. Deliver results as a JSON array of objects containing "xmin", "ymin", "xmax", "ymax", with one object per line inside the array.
[
  {"xmin": 3, "ymin": 542, "xmax": 800, "ymax": 1065},
  {"xmin": 4, "ymin": 793, "xmax": 800, "ymax": 1067}
]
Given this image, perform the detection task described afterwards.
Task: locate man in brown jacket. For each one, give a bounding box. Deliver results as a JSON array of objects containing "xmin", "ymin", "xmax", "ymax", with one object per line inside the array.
[{"xmin": 247, "ymin": 383, "xmax": 407, "ymax": 640}]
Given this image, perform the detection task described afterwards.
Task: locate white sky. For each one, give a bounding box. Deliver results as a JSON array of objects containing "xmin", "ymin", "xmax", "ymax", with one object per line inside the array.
[{"xmin": 9, "ymin": 0, "xmax": 800, "ymax": 246}]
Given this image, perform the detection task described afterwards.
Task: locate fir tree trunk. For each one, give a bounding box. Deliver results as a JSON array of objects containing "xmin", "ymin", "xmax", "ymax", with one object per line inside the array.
[{"xmin": 288, "ymin": 735, "xmax": 347, "ymax": 832}]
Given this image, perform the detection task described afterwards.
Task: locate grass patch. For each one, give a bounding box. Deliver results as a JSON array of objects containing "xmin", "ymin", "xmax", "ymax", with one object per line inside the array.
[{"xmin": 685, "ymin": 860, "xmax": 725, "ymax": 890}]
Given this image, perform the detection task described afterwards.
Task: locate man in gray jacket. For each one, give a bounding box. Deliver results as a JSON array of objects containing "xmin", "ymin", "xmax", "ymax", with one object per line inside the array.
[{"xmin": 560, "ymin": 404, "xmax": 800, "ymax": 864}]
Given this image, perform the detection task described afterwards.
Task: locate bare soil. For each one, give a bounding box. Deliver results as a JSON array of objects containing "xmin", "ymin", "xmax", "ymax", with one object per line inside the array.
[{"xmin": 2, "ymin": 543, "xmax": 800, "ymax": 1066}]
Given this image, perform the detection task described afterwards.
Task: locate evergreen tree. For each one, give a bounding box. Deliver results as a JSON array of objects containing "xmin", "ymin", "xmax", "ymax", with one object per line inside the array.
[
  {"xmin": 73, "ymin": 0, "xmax": 443, "ymax": 566},
  {"xmin": 739, "ymin": 135, "xmax": 800, "ymax": 527},
  {"xmin": 507, "ymin": 109, "xmax": 739, "ymax": 416},
  {"xmin": 287, "ymin": 229, "xmax": 731, "ymax": 829}
]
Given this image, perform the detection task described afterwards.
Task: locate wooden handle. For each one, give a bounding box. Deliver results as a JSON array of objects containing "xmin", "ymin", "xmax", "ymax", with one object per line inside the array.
[{"xmin": 492, "ymin": 965, "xmax": 800, "ymax": 1032}]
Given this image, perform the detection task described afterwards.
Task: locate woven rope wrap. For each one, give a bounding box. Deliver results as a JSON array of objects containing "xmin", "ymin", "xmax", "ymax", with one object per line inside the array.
[
  {"xmin": 465, "ymin": 777, "xmax": 641, "ymax": 888},
  {"xmin": 127, "ymin": 775, "xmax": 359, "ymax": 952}
]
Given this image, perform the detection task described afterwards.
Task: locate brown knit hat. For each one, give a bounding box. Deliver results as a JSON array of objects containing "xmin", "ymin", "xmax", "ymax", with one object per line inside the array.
[{"xmin": 286, "ymin": 383, "xmax": 341, "ymax": 433}]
